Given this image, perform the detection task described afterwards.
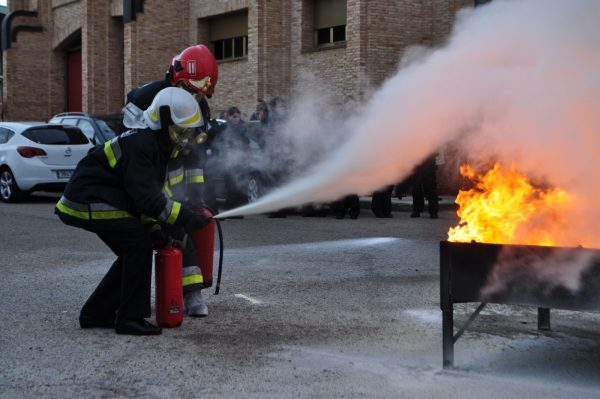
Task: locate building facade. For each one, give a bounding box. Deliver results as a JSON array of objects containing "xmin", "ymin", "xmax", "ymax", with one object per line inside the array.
[{"xmin": 2, "ymin": 0, "xmax": 474, "ymax": 121}]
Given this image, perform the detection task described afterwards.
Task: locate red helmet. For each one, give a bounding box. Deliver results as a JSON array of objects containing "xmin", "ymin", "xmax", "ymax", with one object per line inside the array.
[{"xmin": 169, "ymin": 44, "xmax": 218, "ymax": 97}]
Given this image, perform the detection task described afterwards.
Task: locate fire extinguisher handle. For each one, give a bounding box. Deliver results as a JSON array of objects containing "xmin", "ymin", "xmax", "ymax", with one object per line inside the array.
[{"xmin": 168, "ymin": 238, "xmax": 184, "ymax": 249}]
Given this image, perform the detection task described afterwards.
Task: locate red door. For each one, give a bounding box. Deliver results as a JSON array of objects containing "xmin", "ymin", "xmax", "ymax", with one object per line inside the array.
[{"xmin": 67, "ymin": 50, "xmax": 82, "ymax": 112}]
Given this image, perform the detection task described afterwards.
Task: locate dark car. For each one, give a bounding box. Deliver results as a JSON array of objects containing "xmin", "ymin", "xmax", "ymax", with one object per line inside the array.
[
  {"xmin": 49, "ymin": 112, "xmax": 118, "ymax": 146},
  {"xmin": 208, "ymin": 120, "xmax": 288, "ymax": 206}
]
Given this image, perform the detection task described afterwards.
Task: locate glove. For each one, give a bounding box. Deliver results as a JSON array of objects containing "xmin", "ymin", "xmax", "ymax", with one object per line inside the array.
[
  {"xmin": 169, "ymin": 238, "xmax": 185, "ymax": 249},
  {"xmin": 149, "ymin": 224, "xmax": 170, "ymax": 250},
  {"xmin": 184, "ymin": 214, "xmax": 211, "ymax": 235}
]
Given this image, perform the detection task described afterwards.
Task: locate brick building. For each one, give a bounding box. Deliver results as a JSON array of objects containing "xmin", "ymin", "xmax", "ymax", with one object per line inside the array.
[{"xmin": 2, "ymin": 0, "xmax": 474, "ymax": 122}]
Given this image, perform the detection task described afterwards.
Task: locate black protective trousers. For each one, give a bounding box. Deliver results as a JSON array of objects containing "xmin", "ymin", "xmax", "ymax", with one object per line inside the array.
[
  {"xmin": 61, "ymin": 215, "xmax": 154, "ymax": 322},
  {"xmin": 412, "ymin": 163, "xmax": 439, "ymax": 216}
]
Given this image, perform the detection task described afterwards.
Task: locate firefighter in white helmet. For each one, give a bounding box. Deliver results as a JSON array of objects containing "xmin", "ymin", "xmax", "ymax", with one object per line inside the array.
[
  {"xmin": 55, "ymin": 87, "xmax": 211, "ymax": 335},
  {"xmin": 122, "ymin": 44, "xmax": 221, "ymax": 318}
]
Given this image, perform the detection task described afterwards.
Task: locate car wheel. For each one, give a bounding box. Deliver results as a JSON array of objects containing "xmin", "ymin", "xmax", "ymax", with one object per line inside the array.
[
  {"xmin": 0, "ymin": 167, "xmax": 26, "ymax": 203},
  {"xmin": 246, "ymin": 174, "xmax": 264, "ymax": 203}
]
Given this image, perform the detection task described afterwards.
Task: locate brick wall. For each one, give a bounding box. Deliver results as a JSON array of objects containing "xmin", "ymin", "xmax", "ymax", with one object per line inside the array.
[
  {"xmin": 3, "ymin": 0, "xmax": 474, "ymax": 122},
  {"xmin": 82, "ymin": 1, "xmax": 123, "ymax": 114},
  {"xmin": 261, "ymin": 1, "xmax": 292, "ymax": 103},
  {"xmin": 289, "ymin": 1, "xmax": 351, "ymax": 102},
  {"xmin": 124, "ymin": 0, "xmax": 189, "ymax": 91},
  {"xmin": 106, "ymin": 16, "xmax": 125, "ymax": 113},
  {"xmin": 191, "ymin": 0, "xmax": 256, "ymax": 118},
  {"xmin": 48, "ymin": 1, "xmax": 82, "ymax": 117},
  {"xmin": 82, "ymin": 1, "xmax": 106, "ymax": 114},
  {"xmin": 3, "ymin": 1, "xmax": 52, "ymax": 120}
]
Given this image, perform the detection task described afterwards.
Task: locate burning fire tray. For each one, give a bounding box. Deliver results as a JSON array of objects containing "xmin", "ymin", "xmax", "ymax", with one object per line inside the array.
[{"xmin": 440, "ymin": 240, "xmax": 600, "ymax": 368}]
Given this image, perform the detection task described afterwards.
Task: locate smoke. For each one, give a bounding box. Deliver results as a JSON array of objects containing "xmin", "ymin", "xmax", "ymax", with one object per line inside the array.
[
  {"xmin": 216, "ymin": 0, "xmax": 600, "ymax": 242},
  {"xmin": 481, "ymin": 246, "xmax": 600, "ymax": 302}
]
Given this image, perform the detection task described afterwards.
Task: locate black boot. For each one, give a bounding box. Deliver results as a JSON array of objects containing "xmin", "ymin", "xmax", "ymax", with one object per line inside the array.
[{"xmin": 115, "ymin": 319, "xmax": 162, "ymax": 336}]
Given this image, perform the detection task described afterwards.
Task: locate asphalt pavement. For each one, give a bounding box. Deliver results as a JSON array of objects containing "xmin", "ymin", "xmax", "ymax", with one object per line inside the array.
[{"xmin": 1, "ymin": 193, "xmax": 600, "ymax": 398}]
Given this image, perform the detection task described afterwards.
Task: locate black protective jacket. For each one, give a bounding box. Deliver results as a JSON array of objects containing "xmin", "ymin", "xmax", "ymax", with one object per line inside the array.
[
  {"xmin": 126, "ymin": 80, "xmax": 170, "ymax": 111},
  {"xmin": 55, "ymin": 128, "xmax": 199, "ymax": 229},
  {"xmin": 126, "ymin": 79, "xmax": 213, "ymax": 128},
  {"xmin": 124, "ymin": 79, "xmax": 221, "ymax": 208}
]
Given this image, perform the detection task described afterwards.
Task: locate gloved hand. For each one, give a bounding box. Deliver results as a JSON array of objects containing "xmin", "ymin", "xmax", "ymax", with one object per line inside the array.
[
  {"xmin": 170, "ymin": 238, "xmax": 185, "ymax": 249},
  {"xmin": 149, "ymin": 224, "xmax": 170, "ymax": 250},
  {"xmin": 184, "ymin": 214, "xmax": 211, "ymax": 235}
]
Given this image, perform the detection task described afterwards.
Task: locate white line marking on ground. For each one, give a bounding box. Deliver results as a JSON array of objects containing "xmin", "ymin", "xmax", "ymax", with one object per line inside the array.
[{"xmin": 235, "ymin": 294, "xmax": 263, "ymax": 305}]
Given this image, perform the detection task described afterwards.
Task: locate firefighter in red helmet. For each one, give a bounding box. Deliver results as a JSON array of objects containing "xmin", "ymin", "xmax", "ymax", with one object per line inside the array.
[
  {"xmin": 169, "ymin": 44, "xmax": 218, "ymax": 98},
  {"xmin": 122, "ymin": 44, "xmax": 220, "ymax": 318},
  {"xmin": 56, "ymin": 87, "xmax": 212, "ymax": 335},
  {"xmin": 123, "ymin": 44, "xmax": 219, "ymax": 129}
]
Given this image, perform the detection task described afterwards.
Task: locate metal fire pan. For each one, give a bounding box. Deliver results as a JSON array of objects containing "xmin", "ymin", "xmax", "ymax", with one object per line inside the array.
[
  {"xmin": 439, "ymin": 240, "xmax": 600, "ymax": 368},
  {"xmin": 440, "ymin": 241, "xmax": 600, "ymax": 311}
]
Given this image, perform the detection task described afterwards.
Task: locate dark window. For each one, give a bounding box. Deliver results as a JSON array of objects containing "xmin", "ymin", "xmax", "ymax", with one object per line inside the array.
[
  {"xmin": 234, "ymin": 36, "xmax": 244, "ymax": 58},
  {"xmin": 314, "ymin": 0, "xmax": 347, "ymax": 47},
  {"xmin": 22, "ymin": 127, "xmax": 89, "ymax": 145},
  {"xmin": 213, "ymin": 41, "xmax": 223, "ymax": 60},
  {"xmin": 94, "ymin": 119, "xmax": 117, "ymax": 141},
  {"xmin": 224, "ymin": 38, "xmax": 233, "ymax": 58},
  {"xmin": 208, "ymin": 11, "xmax": 248, "ymax": 61},
  {"xmin": 316, "ymin": 28, "xmax": 330, "ymax": 45},
  {"xmin": 210, "ymin": 36, "xmax": 247, "ymax": 61},
  {"xmin": 316, "ymin": 25, "xmax": 346, "ymax": 46},
  {"xmin": 76, "ymin": 119, "xmax": 96, "ymax": 141},
  {"xmin": 332, "ymin": 25, "xmax": 346, "ymax": 42},
  {"xmin": 0, "ymin": 127, "xmax": 14, "ymax": 144}
]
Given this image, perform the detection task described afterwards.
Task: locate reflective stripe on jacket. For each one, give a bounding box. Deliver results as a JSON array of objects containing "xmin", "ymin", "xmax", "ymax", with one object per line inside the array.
[
  {"xmin": 56, "ymin": 195, "xmax": 133, "ymax": 220},
  {"xmin": 186, "ymin": 168, "xmax": 204, "ymax": 184},
  {"xmin": 103, "ymin": 138, "xmax": 122, "ymax": 168},
  {"xmin": 55, "ymin": 127, "xmax": 197, "ymax": 228},
  {"xmin": 163, "ymin": 149, "xmax": 205, "ymax": 206}
]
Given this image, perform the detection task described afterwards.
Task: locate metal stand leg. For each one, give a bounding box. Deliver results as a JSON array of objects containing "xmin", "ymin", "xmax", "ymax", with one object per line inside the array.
[
  {"xmin": 442, "ymin": 308, "xmax": 454, "ymax": 368},
  {"xmin": 538, "ymin": 307, "xmax": 551, "ymax": 331}
]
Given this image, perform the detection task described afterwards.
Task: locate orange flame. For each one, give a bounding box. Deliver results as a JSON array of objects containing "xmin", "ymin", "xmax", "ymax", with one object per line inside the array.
[{"xmin": 447, "ymin": 163, "xmax": 571, "ymax": 246}]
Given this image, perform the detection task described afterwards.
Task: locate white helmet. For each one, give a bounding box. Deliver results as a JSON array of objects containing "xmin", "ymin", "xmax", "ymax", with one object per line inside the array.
[{"xmin": 143, "ymin": 87, "xmax": 204, "ymax": 131}]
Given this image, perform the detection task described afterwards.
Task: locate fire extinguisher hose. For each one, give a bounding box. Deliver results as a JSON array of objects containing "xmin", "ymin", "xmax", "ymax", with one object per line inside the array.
[{"xmin": 214, "ymin": 218, "xmax": 224, "ymax": 295}]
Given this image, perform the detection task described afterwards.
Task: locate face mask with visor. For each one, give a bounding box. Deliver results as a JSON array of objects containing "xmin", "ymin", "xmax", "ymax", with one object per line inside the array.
[{"xmin": 168, "ymin": 125, "xmax": 208, "ymax": 148}]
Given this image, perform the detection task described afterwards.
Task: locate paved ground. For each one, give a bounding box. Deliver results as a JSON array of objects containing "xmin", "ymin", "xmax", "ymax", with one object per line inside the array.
[{"xmin": 1, "ymin": 193, "xmax": 600, "ymax": 398}]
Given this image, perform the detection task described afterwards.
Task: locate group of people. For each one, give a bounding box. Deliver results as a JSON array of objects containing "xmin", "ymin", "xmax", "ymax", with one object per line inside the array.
[
  {"xmin": 57, "ymin": 43, "xmax": 441, "ymax": 336},
  {"xmin": 213, "ymin": 99, "xmax": 441, "ymax": 220},
  {"xmin": 371, "ymin": 154, "xmax": 440, "ymax": 219},
  {"xmin": 210, "ymin": 95, "xmax": 291, "ymax": 216}
]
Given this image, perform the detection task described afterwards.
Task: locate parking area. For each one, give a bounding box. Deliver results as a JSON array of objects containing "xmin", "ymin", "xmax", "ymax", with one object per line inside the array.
[{"xmin": 1, "ymin": 195, "xmax": 600, "ymax": 398}]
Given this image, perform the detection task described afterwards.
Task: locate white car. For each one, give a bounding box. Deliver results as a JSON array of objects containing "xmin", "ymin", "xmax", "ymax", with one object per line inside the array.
[{"xmin": 0, "ymin": 122, "xmax": 93, "ymax": 202}]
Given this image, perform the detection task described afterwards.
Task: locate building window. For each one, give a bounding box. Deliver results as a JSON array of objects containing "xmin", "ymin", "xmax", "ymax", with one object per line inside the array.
[
  {"xmin": 314, "ymin": 0, "xmax": 346, "ymax": 47},
  {"xmin": 212, "ymin": 35, "xmax": 248, "ymax": 60},
  {"xmin": 208, "ymin": 11, "xmax": 248, "ymax": 61}
]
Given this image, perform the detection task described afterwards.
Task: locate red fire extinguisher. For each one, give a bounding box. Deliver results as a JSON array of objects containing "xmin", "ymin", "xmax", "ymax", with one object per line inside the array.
[
  {"xmin": 155, "ymin": 208, "xmax": 222, "ymax": 328},
  {"xmin": 155, "ymin": 246, "xmax": 184, "ymax": 327},
  {"xmin": 191, "ymin": 208, "xmax": 216, "ymax": 288}
]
